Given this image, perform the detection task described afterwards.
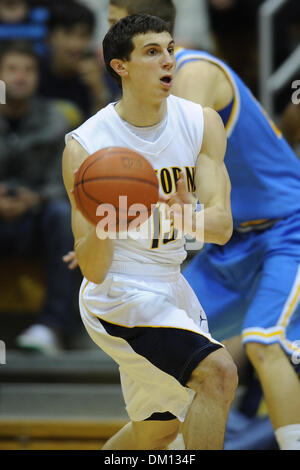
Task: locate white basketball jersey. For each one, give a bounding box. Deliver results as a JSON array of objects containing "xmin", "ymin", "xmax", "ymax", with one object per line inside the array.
[{"xmin": 66, "ymin": 95, "xmax": 204, "ymax": 266}]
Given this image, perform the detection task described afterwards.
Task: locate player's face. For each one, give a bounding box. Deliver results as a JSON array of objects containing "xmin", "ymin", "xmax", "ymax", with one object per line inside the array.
[
  {"xmin": 0, "ymin": 53, "xmax": 38, "ymax": 101},
  {"xmin": 108, "ymin": 4, "xmax": 128, "ymax": 28},
  {"xmin": 0, "ymin": 0, "xmax": 28, "ymax": 23},
  {"xmin": 49, "ymin": 24, "xmax": 92, "ymax": 71},
  {"xmin": 124, "ymin": 32, "xmax": 175, "ymax": 99}
]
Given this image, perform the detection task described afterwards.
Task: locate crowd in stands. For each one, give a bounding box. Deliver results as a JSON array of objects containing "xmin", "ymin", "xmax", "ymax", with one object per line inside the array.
[{"xmin": 0, "ymin": 0, "xmax": 119, "ymax": 353}]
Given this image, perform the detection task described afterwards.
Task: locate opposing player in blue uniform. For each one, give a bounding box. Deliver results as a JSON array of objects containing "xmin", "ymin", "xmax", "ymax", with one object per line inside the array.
[
  {"xmin": 105, "ymin": 0, "xmax": 300, "ymax": 450},
  {"xmin": 175, "ymin": 46, "xmax": 300, "ymax": 449}
]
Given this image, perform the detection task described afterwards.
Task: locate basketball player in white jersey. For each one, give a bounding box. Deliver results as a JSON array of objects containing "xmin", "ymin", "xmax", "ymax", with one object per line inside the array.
[{"xmin": 62, "ymin": 14, "xmax": 237, "ymax": 450}]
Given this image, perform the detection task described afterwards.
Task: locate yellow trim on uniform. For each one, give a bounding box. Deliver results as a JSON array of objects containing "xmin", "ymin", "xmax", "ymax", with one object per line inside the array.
[
  {"xmin": 275, "ymin": 270, "xmax": 300, "ymax": 354},
  {"xmin": 223, "ymin": 89, "xmax": 238, "ymax": 134},
  {"xmin": 259, "ymin": 105, "xmax": 282, "ymax": 138},
  {"xmin": 242, "ymin": 269, "xmax": 300, "ymax": 356},
  {"xmin": 204, "ymin": 59, "xmax": 240, "ymax": 135},
  {"xmin": 80, "ymin": 280, "xmax": 222, "ymax": 345},
  {"xmin": 281, "ymin": 337, "xmax": 300, "ymax": 350},
  {"xmin": 242, "ymin": 328, "xmax": 283, "ymax": 339},
  {"xmin": 175, "ymin": 50, "xmax": 281, "ymax": 140},
  {"xmin": 239, "ymin": 218, "xmax": 270, "ymax": 228},
  {"xmin": 279, "ymin": 282, "xmax": 300, "ymax": 328},
  {"xmin": 81, "ymin": 279, "xmax": 90, "ymax": 297}
]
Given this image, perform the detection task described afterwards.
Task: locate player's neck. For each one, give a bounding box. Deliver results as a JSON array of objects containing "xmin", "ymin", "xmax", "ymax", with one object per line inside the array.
[{"xmin": 116, "ymin": 94, "xmax": 167, "ymax": 127}]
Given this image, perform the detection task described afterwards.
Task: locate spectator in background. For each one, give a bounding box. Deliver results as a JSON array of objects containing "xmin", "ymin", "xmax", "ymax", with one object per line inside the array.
[
  {"xmin": 0, "ymin": 41, "xmax": 79, "ymax": 355},
  {"xmin": 76, "ymin": 0, "xmax": 110, "ymax": 48},
  {"xmin": 208, "ymin": 0, "xmax": 299, "ymax": 111},
  {"xmin": 272, "ymin": 0, "xmax": 300, "ymax": 114},
  {"xmin": 0, "ymin": 0, "xmax": 49, "ymax": 56},
  {"xmin": 208, "ymin": 0, "xmax": 264, "ymax": 95},
  {"xmin": 38, "ymin": 1, "xmax": 111, "ymax": 122},
  {"xmin": 173, "ymin": 0, "xmax": 215, "ymax": 52}
]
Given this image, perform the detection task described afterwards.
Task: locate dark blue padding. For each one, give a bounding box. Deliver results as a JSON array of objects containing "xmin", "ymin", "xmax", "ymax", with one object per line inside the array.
[
  {"xmin": 98, "ymin": 318, "xmax": 222, "ymax": 386},
  {"xmin": 218, "ymin": 99, "xmax": 234, "ymax": 128},
  {"xmin": 144, "ymin": 411, "xmax": 177, "ymax": 421}
]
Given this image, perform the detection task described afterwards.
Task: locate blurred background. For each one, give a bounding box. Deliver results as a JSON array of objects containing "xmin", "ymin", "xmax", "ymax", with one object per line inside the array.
[{"xmin": 0, "ymin": 0, "xmax": 299, "ymax": 451}]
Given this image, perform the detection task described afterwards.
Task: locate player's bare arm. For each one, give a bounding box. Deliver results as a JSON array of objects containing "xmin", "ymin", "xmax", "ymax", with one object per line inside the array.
[
  {"xmin": 164, "ymin": 107, "xmax": 232, "ymax": 245},
  {"xmin": 172, "ymin": 60, "xmax": 233, "ymax": 110},
  {"xmin": 194, "ymin": 107, "xmax": 232, "ymax": 245},
  {"xmin": 62, "ymin": 138, "xmax": 114, "ymax": 284}
]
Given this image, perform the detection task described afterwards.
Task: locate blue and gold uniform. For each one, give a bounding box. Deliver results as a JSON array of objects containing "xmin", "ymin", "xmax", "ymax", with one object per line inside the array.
[{"xmin": 178, "ymin": 48, "xmax": 300, "ymax": 362}]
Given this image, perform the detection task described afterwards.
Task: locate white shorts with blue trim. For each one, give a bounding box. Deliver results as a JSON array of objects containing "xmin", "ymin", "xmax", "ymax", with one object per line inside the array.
[{"xmin": 79, "ymin": 261, "xmax": 223, "ymax": 422}]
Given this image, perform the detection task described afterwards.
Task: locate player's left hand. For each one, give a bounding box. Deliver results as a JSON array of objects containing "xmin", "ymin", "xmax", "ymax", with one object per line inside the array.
[{"xmin": 159, "ymin": 173, "xmax": 196, "ymax": 233}]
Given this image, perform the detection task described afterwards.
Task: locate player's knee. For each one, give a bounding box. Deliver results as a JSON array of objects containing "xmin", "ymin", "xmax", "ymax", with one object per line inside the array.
[
  {"xmin": 187, "ymin": 348, "xmax": 238, "ymax": 404},
  {"xmin": 246, "ymin": 342, "xmax": 283, "ymax": 368}
]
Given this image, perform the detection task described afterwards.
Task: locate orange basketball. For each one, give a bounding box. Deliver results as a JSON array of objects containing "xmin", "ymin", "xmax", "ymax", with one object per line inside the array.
[{"xmin": 73, "ymin": 147, "xmax": 159, "ymax": 230}]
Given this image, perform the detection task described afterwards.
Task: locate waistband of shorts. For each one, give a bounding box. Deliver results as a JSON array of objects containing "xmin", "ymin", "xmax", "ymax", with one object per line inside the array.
[{"xmin": 108, "ymin": 261, "xmax": 181, "ymax": 280}]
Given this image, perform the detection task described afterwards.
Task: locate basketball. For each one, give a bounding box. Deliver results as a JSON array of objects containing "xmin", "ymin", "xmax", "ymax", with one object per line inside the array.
[{"xmin": 73, "ymin": 147, "xmax": 159, "ymax": 230}]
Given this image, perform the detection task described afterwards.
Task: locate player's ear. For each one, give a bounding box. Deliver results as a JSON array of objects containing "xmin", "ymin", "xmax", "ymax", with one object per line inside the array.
[{"xmin": 110, "ymin": 58, "xmax": 128, "ymax": 79}]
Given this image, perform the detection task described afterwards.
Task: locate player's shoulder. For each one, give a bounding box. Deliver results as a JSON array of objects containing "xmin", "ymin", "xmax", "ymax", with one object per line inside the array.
[
  {"xmin": 175, "ymin": 48, "xmax": 235, "ymax": 91},
  {"xmin": 168, "ymin": 94, "xmax": 204, "ymax": 132},
  {"xmin": 168, "ymin": 94, "xmax": 203, "ymax": 115},
  {"xmin": 168, "ymin": 95, "xmax": 204, "ymax": 154},
  {"xmin": 73, "ymin": 102, "xmax": 113, "ymax": 135},
  {"xmin": 176, "ymin": 48, "xmax": 225, "ymax": 73},
  {"xmin": 65, "ymin": 102, "xmax": 115, "ymax": 152}
]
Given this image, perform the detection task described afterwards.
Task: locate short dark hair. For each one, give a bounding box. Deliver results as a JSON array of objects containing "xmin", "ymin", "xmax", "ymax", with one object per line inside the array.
[
  {"xmin": 103, "ymin": 13, "xmax": 171, "ymax": 88},
  {"xmin": 0, "ymin": 40, "xmax": 38, "ymax": 68},
  {"xmin": 110, "ymin": 0, "xmax": 176, "ymax": 34},
  {"xmin": 47, "ymin": 1, "xmax": 95, "ymax": 34}
]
